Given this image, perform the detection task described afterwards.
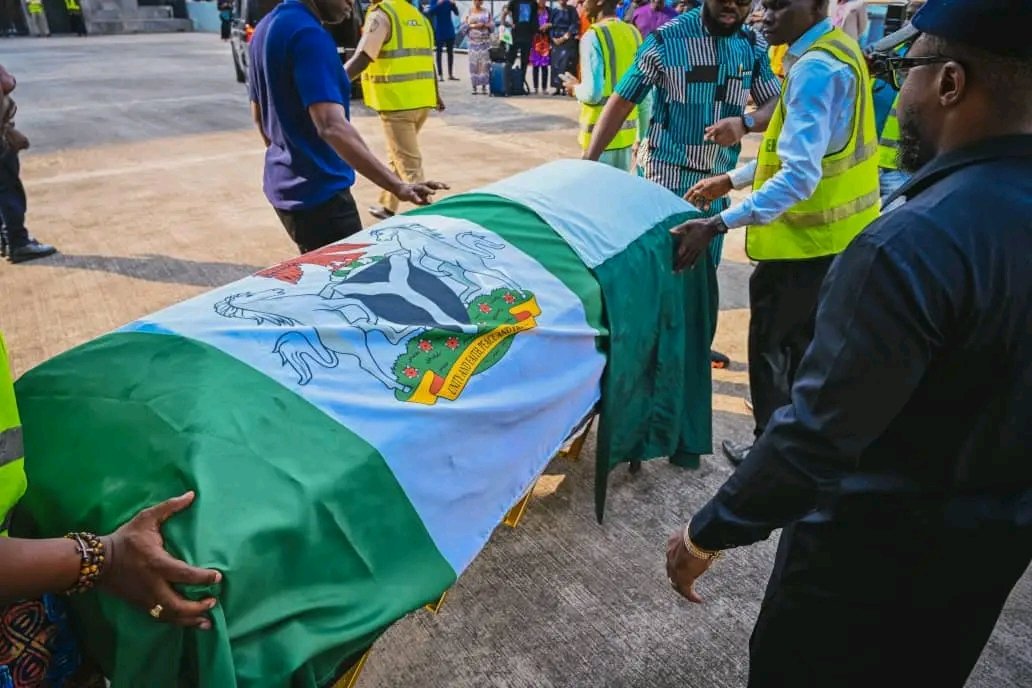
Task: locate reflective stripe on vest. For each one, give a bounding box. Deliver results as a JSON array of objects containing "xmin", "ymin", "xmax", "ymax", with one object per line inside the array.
[
  {"xmin": 878, "ymin": 94, "xmax": 901, "ymax": 170},
  {"xmin": 27, "ymin": 0, "xmax": 43, "ymax": 13},
  {"xmin": 66, "ymin": 0, "xmax": 82, "ymax": 11},
  {"xmin": 577, "ymin": 19, "xmax": 641, "ymax": 151},
  {"xmin": 745, "ymin": 28, "xmax": 881, "ymax": 261},
  {"xmin": 362, "ymin": 0, "xmax": 438, "ymax": 113},
  {"xmin": 0, "ymin": 333, "xmax": 26, "ymax": 537}
]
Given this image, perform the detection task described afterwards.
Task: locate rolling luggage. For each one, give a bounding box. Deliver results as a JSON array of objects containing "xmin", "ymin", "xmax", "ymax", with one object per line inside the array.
[{"xmin": 489, "ymin": 64, "xmax": 529, "ymax": 97}]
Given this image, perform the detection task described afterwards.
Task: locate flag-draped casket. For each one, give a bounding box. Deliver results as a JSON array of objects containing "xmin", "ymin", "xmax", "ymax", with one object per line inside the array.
[{"xmin": 13, "ymin": 161, "xmax": 709, "ymax": 687}]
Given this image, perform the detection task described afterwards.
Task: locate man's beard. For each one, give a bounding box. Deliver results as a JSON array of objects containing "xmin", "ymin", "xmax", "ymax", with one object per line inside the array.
[
  {"xmin": 701, "ymin": 4, "xmax": 742, "ymax": 36},
  {"xmin": 897, "ymin": 104, "xmax": 936, "ymax": 173}
]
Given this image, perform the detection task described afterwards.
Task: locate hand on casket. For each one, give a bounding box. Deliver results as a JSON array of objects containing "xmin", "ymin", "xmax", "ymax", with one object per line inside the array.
[
  {"xmin": 670, "ymin": 216, "xmax": 726, "ymax": 272},
  {"xmin": 100, "ymin": 491, "xmax": 222, "ymax": 630}
]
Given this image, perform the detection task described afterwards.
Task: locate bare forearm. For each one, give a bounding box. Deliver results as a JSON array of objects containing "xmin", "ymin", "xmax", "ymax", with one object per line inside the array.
[
  {"xmin": 0, "ymin": 536, "xmax": 82, "ymax": 603},
  {"xmin": 319, "ymin": 121, "xmax": 400, "ymax": 193},
  {"xmin": 583, "ymin": 95, "xmax": 636, "ymax": 161},
  {"xmin": 344, "ymin": 52, "xmax": 371, "ymax": 82}
]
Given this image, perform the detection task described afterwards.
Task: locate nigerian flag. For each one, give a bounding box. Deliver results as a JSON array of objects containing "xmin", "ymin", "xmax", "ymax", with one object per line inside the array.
[{"xmin": 13, "ymin": 161, "xmax": 709, "ymax": 687}]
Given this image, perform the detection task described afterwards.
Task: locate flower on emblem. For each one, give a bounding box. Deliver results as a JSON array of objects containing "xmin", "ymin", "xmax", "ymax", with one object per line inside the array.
[
  {"xmin": 445, "ymin": 337, "xmax": 460, "ymax": 350},
  {"xmin": 403, "ymin": 366, "xmax": 419, "ymax": 379},
  {"xmin": 503, "ymin": 293, "xmax": 516, "ymax": 304},
  {"xmin": 418, "ymin": 339, "xmax": 433, "ymax": 352},
  {"xmin": 478, "ymin": 303, "xmax": 492, "ymax": 314}
]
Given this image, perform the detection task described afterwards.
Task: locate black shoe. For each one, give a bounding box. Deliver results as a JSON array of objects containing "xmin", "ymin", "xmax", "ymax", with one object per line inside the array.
[
  {"xmin": 721, "ymin": 439, "xmax": 751, "ymax": 467},
  {"xmin": 368, "ymin": 206, "xmax": 395, "ymax": 221},
  {"xmin": 8, "ymin": 239, "xmax": 57, "ymax": 263},
  {"xmin": 710, "ymin": 349, "xmax": 730, "ymax": 369}
]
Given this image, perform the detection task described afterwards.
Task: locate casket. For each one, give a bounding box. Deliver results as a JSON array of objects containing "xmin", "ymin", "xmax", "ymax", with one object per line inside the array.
[{"xmin": 13, "ymin": 160, "xmax": 710, "ymax": 687}]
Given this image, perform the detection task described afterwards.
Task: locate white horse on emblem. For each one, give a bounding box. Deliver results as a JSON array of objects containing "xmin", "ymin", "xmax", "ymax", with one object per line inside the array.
[
  {"xmin": 214, "ymin": 289, "xmax": 409, "ymax": 391},
  {"xmin": 370, "ymin": 224, "xmax": 522, "ymax": 304}
]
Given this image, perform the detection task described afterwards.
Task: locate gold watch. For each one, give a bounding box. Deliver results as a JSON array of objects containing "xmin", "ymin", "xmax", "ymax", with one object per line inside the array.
[{"xmin": 682, "ymin": 524, "xmax": 723, "ymax": 561}]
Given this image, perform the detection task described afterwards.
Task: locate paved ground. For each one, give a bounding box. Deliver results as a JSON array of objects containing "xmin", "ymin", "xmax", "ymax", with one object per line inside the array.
[{"xmin": 1, "ymin": 33, "xmax": 1029, "ymax": 687}]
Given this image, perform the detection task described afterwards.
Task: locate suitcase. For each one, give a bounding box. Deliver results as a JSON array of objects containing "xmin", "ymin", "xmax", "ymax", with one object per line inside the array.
[
  {"xmin": 489, "ymin": 62, "xmax": 509, "ymax": 96},
  {"xmin": 489, "ymin": 64, "xmax": 529, "ymax": 97}
]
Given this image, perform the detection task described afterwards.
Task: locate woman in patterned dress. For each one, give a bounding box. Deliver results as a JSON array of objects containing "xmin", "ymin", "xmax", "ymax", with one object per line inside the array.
[
  {"xmin": 464, "ymin": 0, "xmax": 494, "ymax": 94},
  {"xmin": 529, "ymin": 0, "xmax": 552, "ymax": 93}
]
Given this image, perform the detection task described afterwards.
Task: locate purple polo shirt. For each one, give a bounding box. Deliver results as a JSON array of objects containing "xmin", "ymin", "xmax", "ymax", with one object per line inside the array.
[{"xmin": 631, "ymin": 4, "xmax": 676, "ymax": 37}]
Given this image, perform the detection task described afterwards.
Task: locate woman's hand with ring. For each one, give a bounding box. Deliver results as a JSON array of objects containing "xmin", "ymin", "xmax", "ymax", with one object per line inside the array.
[{"xmin": 100, "ymin": 491, "xmax": 222, "ymax": 629}]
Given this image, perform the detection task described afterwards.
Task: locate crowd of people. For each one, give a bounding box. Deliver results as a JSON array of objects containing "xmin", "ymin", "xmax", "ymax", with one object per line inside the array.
[{"xmin": 1, "ymin": 0, "xmax": 1031, "ymax": 685}]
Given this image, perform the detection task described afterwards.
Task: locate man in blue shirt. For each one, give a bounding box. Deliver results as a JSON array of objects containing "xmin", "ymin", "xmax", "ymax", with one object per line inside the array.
[
  {"xmin": 425, "ymin": 0, "xmax": 460, "ymax": 81},
  {"xmin": 249, "ymin": 0, "xmax": 446, "ymax": 254}
]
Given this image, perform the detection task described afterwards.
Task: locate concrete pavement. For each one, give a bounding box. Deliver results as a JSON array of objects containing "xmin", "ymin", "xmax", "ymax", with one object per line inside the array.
[{"xmin": 0, "ymin": 33, "xmax": 1028, "ymax": 688}]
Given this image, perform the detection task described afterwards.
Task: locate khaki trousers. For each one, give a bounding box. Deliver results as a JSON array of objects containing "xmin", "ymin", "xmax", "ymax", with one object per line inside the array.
[
  {"xmin": 27, "ymin": 10, "xmax": 48, "ymax": 36},
  {"xmin": 377, "ymin": 108, "xmax": 430, "ymax": 213}
]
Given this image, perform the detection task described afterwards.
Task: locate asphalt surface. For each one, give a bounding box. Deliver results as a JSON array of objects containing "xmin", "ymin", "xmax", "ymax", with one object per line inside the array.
[{"xmin": 0, "ymin": 33, "xmax": 1029, "ymax": 688}]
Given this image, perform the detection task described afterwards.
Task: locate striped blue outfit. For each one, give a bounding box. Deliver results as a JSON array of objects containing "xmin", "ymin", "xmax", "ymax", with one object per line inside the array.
[{"xmin": 615, "ymin": 8, "xmax": 780, "ymax": 263}]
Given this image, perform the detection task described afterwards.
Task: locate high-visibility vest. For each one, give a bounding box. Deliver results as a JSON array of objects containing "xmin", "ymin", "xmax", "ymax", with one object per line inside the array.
[
  {"xmin": 769, "ymin": 43, "xmax": 789, "ymax": 79},
  {"xmin": 0, "ymin": 333, "xmax": 26, "ymax": 538},
  {"xmin": 27, "ymin": 0, "xmax": 44, "ymax": 14},
  {"xmin": 361, "ymin": 0, "xmax": 437, "ymax": 113},
  {"xmin": 66, "ymin": 0, "xmax": 82, "ymax": 12},
  {"xmin": 577, "ymin": 18, "xmax": 641, "ymax": 151},
  {"xmin": 746, "ymin": 27, "xmax": 880, "ymax": 261},
  {"xmin": 878, "ymin": 93, "xmax": 900, "ymax": 170}
]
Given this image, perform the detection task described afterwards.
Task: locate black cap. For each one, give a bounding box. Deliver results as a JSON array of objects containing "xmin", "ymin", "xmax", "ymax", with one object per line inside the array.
[{"xmin": 911, "ymin": 0, "xmax": 1032, "ymax": 58}]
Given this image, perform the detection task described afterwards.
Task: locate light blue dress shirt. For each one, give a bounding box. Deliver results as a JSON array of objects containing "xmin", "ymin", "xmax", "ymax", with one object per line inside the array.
[{"xmin": 721, "ymin": 19, "xmax": 858, "ymax": 229}]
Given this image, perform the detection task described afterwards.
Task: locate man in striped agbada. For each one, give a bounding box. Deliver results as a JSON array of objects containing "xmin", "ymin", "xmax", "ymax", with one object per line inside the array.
[{"xmin": 584, "ymin": 0, "xmax": 781, "ymax": 466}]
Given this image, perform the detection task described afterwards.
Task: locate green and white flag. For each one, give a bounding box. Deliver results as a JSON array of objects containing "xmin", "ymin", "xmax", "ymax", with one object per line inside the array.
[{"xmin": 14, "ymin": 161, "xmax": 709, "ymax": 687}]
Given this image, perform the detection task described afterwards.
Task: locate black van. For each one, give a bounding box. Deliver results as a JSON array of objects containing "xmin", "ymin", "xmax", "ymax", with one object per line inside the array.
[{"xmin": 230, "ymin": 0, "xmax": 368, "ymax": 99}]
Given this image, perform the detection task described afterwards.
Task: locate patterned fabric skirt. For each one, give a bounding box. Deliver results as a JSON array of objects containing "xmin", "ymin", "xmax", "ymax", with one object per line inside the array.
[
  {"xmin": 0, "ymin": 597, "xmax": 104, "ymax": 688},
  {"xmin": 468, "ymin": 33, "xmax": 492, "ymax": 87}
]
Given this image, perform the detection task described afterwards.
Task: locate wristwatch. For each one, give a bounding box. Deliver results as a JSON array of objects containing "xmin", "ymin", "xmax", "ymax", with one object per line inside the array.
[{"xmin": 740, "ymin": 112, "xmax": 756, "ymax": 133}]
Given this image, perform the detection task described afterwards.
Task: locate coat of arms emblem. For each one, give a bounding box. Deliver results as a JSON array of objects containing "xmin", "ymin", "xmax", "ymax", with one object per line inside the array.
[{"xmin": 213, "ymin": 223, "xmax": 540, "ymax": 405}]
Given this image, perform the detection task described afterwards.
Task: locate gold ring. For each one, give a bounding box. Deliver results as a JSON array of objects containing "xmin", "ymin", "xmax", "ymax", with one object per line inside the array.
[{"xmin": 149, "ymin": 604, "xmax": 163, "ymax": 620}]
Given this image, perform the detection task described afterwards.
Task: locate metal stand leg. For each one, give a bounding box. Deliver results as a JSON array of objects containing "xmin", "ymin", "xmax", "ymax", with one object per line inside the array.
[
  {"xmin": 503, "ymin": 484, "xmax": 535, "ymax": 528},
  {"xmin": 332, "ymin": 649, "xmax": 371, "ymax": 688},
  {"xmin": 424, "ymin": 590, "xmax": 448, "ymax": 614},
  {"xmin": 559, "ymin": 415, "xmax": 596, "ymax": 462}
]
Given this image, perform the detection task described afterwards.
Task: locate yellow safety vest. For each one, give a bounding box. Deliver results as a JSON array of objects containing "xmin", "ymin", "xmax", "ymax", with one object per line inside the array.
[
  {"xmin": 27, "ymin": 0, "xmax": 44, "ymax": 14},
  {"xmin": 746, "ymin": 28, "xmax": 880, "ymax": 261},
  {"xmin": 878, "ymin": 93, "xmax": 900, "ymax": 170},
  {"xmin": 66, "ymin": 0, "xmax": 81, "ymax": 11},
  {"xmin": 578, "ymin": 18, "xmax": 641, "ymax": 151},
  {"xmin": 0, "ymin": 333, "xmax": 26, "ymax": 538},
  {"xmin": 361, "ymin": 0, "xmax": 437, "ymax": 113}
]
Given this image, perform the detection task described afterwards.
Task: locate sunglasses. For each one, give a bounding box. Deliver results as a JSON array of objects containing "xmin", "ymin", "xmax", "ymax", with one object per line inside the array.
[{"xmin": 886, "ymin": 55, "xmax": 957, "ymax": 90}]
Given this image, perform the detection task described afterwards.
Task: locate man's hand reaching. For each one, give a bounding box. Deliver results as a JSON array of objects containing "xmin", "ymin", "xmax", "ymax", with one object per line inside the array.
[
  {"xmin": 394, "ymin": 180, "xmax": 449, "ymax": 206},
  {"xmin": 684, "ymin": 174, "xmax": 732, "ymax": 211}
]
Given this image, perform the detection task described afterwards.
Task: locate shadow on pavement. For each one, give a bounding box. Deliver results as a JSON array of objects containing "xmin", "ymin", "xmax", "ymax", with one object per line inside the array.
[{"xmin": 44, "ymin": 253, "xmax": 263, "ymax": 287}]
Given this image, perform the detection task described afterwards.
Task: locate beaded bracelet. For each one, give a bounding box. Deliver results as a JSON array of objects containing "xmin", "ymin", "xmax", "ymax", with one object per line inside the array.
[{"xmin": 63, "ymin": 532, "xmax": 107, "ymax": 594}]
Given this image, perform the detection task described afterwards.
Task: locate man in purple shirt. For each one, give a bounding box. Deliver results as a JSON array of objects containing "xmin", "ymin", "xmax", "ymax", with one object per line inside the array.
[
  {"xmin": 630, "ymin": 0, "xmax": 676, "ymax": 37},
  {"xmin": 248, "ymin": 0, "xmax": 446, "ymax": 254}
]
